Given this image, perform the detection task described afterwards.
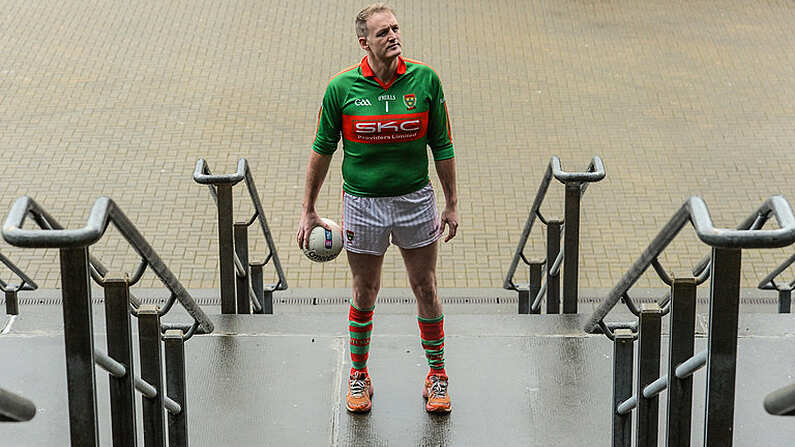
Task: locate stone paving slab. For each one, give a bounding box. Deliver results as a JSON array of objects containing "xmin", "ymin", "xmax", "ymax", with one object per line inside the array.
[{"xmin": 0, "ymin": 0, "xmax": 793, "ymax": 290}]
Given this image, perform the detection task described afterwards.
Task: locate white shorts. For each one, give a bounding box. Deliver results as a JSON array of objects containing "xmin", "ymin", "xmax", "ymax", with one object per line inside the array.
[{"xmin": 343, "ymin": 183, "xmax": 441, "ymax": 256}]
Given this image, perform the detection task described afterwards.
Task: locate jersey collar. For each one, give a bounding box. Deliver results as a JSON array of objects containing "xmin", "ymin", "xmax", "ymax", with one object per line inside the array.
[{"xmin": 360, "ymin": 56, "xmax": 406, "ymax": 90}]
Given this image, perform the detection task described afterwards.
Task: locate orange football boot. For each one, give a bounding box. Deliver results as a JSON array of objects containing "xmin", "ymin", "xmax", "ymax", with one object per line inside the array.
[
  {"xmin": 423, "ymin": 374, "xmax": 452, "ymax": 413},
  {"xmin": 346, "ymin": 371, "xmax": 373, "ymax": 413}
]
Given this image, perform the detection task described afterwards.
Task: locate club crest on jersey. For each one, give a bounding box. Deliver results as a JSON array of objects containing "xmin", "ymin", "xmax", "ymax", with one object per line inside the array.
[
  {"xmin": 403, "ymin": 94, "xmax": 416, "ymax": 110},
  {"xmin": 346, "ymin": 230, "xmax": 355, "ymax": 242}
]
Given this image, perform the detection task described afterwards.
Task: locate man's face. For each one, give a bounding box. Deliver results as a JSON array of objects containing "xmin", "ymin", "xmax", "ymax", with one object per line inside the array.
[{"xmin": 360, "ymin": 12, "xmax": 402, "ymax": 61}]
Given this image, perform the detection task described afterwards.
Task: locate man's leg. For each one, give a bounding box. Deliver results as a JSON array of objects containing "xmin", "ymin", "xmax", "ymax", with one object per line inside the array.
[
  {"xmin": 399, "ymin": 241, "xmax": 451, "ymax": 413},
  {"xmin": 349, "ymin": 251, "xmax": 383, "ymax": 312},
  {"xmin": 345, "ymin": 251, "xmax": 383, "ymax": 412},
  {"xmin": 399, "ymin": 241, "xmax": 441, "ymax": 318}
]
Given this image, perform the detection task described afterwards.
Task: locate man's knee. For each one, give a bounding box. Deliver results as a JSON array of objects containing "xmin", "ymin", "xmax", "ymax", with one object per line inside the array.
[
  {"xmin": 354, "ymin": 281, "xmax": 381, "ymax": 300},
  {"xmin": 411, "ymin": 279, "xmax": 437, "ymax": 302}
]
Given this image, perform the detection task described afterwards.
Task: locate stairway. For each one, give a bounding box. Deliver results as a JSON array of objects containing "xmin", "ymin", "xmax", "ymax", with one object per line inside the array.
[{"xmin": 2, "ymin": 296, "xmax": 794, "ymax": 446}]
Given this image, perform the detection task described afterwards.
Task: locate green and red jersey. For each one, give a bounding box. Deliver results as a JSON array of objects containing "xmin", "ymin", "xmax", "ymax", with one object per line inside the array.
[{"xmin": 313, "ymin": 56, "xmax": 454, "ymax": 197}]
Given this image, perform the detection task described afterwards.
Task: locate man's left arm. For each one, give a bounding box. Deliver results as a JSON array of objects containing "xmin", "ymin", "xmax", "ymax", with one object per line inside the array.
[
  {"xmin": 434, "ymin": 157, "xmax": 458, "ymax": 242},
  {"xmin": 425, "ymin": 69, "xmax": 458, "ymax": 242}
]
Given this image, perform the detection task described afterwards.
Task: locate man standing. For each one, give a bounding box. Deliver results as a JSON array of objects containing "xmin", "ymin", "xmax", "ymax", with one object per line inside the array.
[{"xmin": 297, "ymin": 3, "xmax": 458, "ymax": 413}]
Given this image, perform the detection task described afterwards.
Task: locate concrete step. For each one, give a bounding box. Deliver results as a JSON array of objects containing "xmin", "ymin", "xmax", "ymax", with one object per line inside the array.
[{"xmin": 1, "ymin": 304, "xmax": 794, "ymax": 446}]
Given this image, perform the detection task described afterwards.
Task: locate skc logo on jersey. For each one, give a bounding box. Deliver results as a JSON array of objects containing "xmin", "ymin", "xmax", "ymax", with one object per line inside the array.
[
  {"xmin": 403, "ymin": 94, "xmax": 416, "ymax": 110},
  {"xmin": 342, "ymin": 112, "xmax": 429, "ymax": 144}
]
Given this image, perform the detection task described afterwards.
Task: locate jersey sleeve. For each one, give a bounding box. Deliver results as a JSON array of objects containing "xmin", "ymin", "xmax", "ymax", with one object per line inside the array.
[
  {"xmin": 427, "ymin": 71, "xmax": 454, "ymax": 161},
  {"xmin": 312, "ymin": 81, "xmax": 344, "ymax": 155}
]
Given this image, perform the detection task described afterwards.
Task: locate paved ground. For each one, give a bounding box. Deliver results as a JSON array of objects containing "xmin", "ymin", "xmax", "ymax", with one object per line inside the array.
[
  {"xmin": 0, "ymin": 0, "xmax": 793, "ymax": 291},
  {"xmin": 3, "ymin": 306, "xmax": 795, "ymax": 445}
]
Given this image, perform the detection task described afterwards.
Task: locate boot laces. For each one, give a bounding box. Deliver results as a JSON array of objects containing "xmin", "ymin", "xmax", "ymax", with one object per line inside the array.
[
  {"xmin": 350, "ymin": 374, "xmax": 367, "ymax": 397},
  {"xmin": 429, "ymin": 375, "xmax": 448, "ymax": 398}
]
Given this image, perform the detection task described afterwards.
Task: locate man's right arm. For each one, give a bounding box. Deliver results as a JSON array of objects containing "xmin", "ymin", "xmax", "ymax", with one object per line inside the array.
[
  {"xmin": 298, "ymin": 76, "xmax": 344, "ymax": 249},
  {"xmin": 297, "ymin": 150, "xmax": 333, "ymax": 249}
]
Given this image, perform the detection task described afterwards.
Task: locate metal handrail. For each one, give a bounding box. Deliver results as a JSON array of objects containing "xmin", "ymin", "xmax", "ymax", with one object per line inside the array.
[
  {"xmin": 605, "ymin": 207, "xmax": 781, "ymax": 324},
  {"xmin": 87, "ymin": 255, "xmax": 143, "ymax": 309},
  {"xmin": 764, "ymin": 382, "xmax": 795, "ymax": 416},
  {"xmin": 0, "ymin": 387, "xmax": 35, "ymax": 422},
  {"xmin": 584, "ymin": 195, "xmax": 795, "ymax": 333},
  {"xmin": 0, "ymin": 252, "xmax": 39, "ymax": 335},
  {"xmin": 615, "ymin": 350, "xmax": 708, "ymax": 415},
  {"xmin": 0, "ymin": 252, "xmax": 38, "ymax": 293},
  {"xmin": 94, "ymin": 349, "xmax": 181, "ymax": 414},
  {"xmin": 504, "ymin": 156, "xmax": 605, "ymax": 290},
  {"xmin": 758, "ymin": 253, "xmax": 794, "ymax": 313},
  {"xmin": 529, "ymin": 239, "xmax": 565, "ymax": 311},
  {"xmin": 194, "ymin": 158, "xmax": 287, "ymax": 292},
  {"xmin": 587, "ymin": 255, "xmax": 712, "ymax": 329},
  {"xmin": 602, "ymin": 257, "xmax": 712, "ymax": 322},
  {"xmin": 2, "ymin": 196, "xmax": 214, "ymax": 334},
  {"xmin": 758, "ymin": 253, "xmax": 795, "ymax": 291}
]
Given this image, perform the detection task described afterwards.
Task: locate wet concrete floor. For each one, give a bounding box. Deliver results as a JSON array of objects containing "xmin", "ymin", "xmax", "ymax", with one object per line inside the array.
[{"xmin": 1, "ymin": 304, "xmax": 794, "ymax": 446}]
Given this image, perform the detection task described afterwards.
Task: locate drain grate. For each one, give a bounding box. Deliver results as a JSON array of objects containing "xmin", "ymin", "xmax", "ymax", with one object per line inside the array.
[
  {"xmin": 277, "ymin": 296, "xmax": 517, "ymax": 305},
  {"xmin": 580, "ymin": 296, "xmax": 780, "ymax": 305},
  {"xmin": 1, "ymin": 295, "xmax": 779, "ymax": 306},
  {"xmin": 0, "ymin": 297, "xmax": 214, "ymax": 306}
]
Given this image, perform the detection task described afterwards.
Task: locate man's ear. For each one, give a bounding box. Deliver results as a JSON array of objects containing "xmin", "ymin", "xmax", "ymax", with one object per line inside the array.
[{"xmin": 358, "ymin": 36, "xmax": 369, "ymax": 51}]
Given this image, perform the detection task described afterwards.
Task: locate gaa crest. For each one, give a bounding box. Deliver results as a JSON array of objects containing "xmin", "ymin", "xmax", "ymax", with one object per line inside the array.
[
  {"xmin": 346, "ymin": 230, "xmax": 355, "ymax": 242},
  {"xmin": 403, "ymin": 93, "xmax": 416, "ymax": 110}
]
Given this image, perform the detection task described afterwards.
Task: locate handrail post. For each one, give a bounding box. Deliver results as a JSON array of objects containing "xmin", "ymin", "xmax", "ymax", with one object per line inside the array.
[
  {"xmin": 518, "ymin": 289, "xmax": 529, "ymax": 314},
  {"xmin": 216, "ymin": 184, "xmax": 236, "ymax": 314},
  {"xmin": 250, "ymin": 262, "xmax": 271, "ymax": 314},
  {"xmin": 704, "ymin": 247, "xmax": 742, "ymax": 446},
  {"xmin": 165, "ymin": 329, "xmax": 188, "ymax": 447},
  {"xmin": 546, "ymin": 221, "xmax": 562, "ymax": 314},
  {"xmin": 779, "ymin": 289, "xmax": 791, "ymax": 313},
  {"xmin": 139, "ymin": 305, "xmax": 166, "ymax": 447},
  {"xmin": 612, "ymin": 329, "xmax": 634, "ymax": 447},
  {"xmin": 5, "ymin": 288, "xmax": 18, "ymax": 316},
  {"xmin": 59, "ymin": 247, "xmax": 99, "ymax": 446},
  {"xmin": 103, "ymin": 277, "xmax": 137, "ymax": 447},
  {"xmin": 636, "ymin": 304, "xmax": 662, "ymax": 447},
  {"xmin": 193, "ymin": 159, "xmax": 288, "ymax": 300},
  {"xmin": 665, "ymin": 278, "xmax": 697, "ymax": 447},
  {"xmin": 234, "ymin": 222, "xmax": 250, "ymax": 314},
  {"xmin": 562, "ymin": 184, "xmax": 581, "ymax": 313}
]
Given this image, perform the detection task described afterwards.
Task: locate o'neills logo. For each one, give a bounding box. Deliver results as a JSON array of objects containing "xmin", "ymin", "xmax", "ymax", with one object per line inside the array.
[
  {"xmin": 350, "ymin": 337, "xmax": 371, "ymax": 346},
  {"xmin": 342, "ymin": 112, "xmax": 429, "ymax": 144}
]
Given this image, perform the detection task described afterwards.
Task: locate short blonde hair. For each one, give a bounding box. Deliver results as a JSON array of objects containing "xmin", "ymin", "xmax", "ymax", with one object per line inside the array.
[{"xmin": 355, "ymin": 3, "xmax": 396, "ymax": 38}]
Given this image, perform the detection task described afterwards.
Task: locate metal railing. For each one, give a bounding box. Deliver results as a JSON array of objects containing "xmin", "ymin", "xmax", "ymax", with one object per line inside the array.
[
  {"xmin": 583, "ymin": 195, "xmax": 795, "ymax": 447},
  {"xmin": 194, "ymin": 158, "xmax": 287, "ymax": 314},
  {"xmin": 0, "ymin": 387, "xmax": 36, "ymax": 422},
  {"xmin": 0, "ymin": 252, "xmax": 37, "ymax": 335},
  {"xmin": 3, "ymin": 196, "xmax": 214, "ymax": 447},
  {"xmin": 764, "ymin": 382, "xmax": 795, "ymax": 416},
  {"xmin": 504, "ymin": 156, "xmax": 605, "ymax": 314},
  {"xmin": 758, "ymin": 253, "xmax": 794, "ymax": 313}
]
